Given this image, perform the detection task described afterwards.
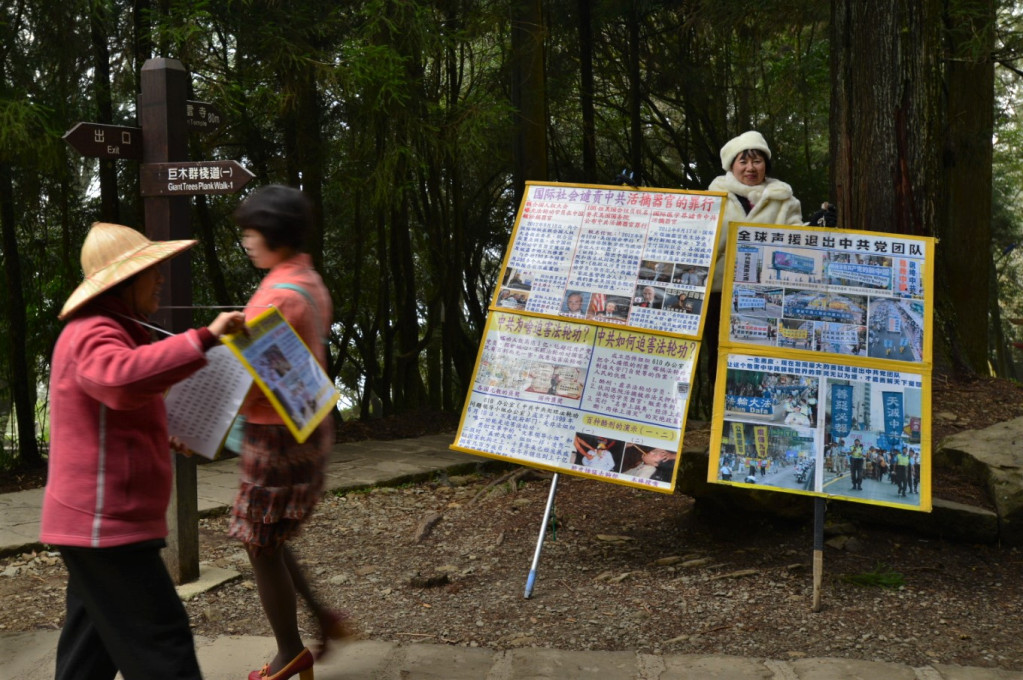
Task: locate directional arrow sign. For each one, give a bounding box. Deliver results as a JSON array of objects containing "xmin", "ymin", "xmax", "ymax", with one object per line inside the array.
[
  {"xmin": 63, "ymin": 122, "xmax": 142, "ymax": 160},
  {"xmin": 185, "ymin": 100, "xmax": 222, "ymax": 132},
  {"xmin": 139, "ymin": 160, "xmax": 254, "ymax": 197}
]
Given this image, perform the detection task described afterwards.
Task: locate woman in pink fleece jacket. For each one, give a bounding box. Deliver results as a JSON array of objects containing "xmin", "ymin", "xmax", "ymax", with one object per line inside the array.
[{"xmin": 41, "ymin": 222, "xmax": 245, "ymax": 680}]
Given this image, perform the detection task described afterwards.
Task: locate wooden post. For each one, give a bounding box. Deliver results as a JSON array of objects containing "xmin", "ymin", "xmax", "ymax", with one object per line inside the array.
[
  {"xmin": 139, "ymin": 57, "xmax": 199, "ymax": 585},
  {"xmin": 811, "ymin": 497, "xmax": 825, "ymax": 612}
]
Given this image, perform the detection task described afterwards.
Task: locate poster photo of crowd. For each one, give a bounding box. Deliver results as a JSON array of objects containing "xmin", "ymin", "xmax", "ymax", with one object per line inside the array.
[
  {"xmin": 726, "ymin": 228, "xmax": 929, "ymax": 364},
  {"xmin": 712, "ymin": 225, "xmax": 934, "ymax": 510},
  {"xmin": 711, "ymin": 350, "xmax": 930, "ymax": 510}
]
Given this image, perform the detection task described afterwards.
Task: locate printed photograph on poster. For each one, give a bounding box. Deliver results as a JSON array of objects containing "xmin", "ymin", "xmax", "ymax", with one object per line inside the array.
[
  {"xmin": 454, "ymin": 311, "xmax": 697, "ymax": 492},
  {"xmin": 724, "ymin": 225, "xmax": 931, "ymax": 364},
  {"xmin": 221, "ymin": 306, "xmax": 338, "ymax": 443},
  {"xmin": 663, "ymin": 289, "xmax": 704, "ymax": 316},
  {"xmin": 728, "ymin": 315, "xmax": 778, "ymax": 346},
  {"xmin": 562, "ymin": 290, "xmax": 589, "ymax": 317},
  {"xmin": 717, "ymin": 422, "xmax": 816, "ymax": 487},
  {"xmin": 710, "ymin": 353, "xmax": 929, "ymax": 510},
  {"xmin": 570, "ymin": 432, "xmax": 680, "ymax": 485},
  {"xmin": 671, "ymin": 264, "xmax": 710, "ymax": 288},
  {"xmin": 496, "ymin": 268, "xmax": 533, "ymax": 311},
  {"xmin": 585, "ymin": 293, "xmax": 630, "ymax": 323},
  {"xmin": 867, "ymin": 297, "xmax": 924, "ymax": 362},
  {"xmin": 632, "ymin": 284, "xmax": 664, "ymax": 310},
  {"xmin": 492, "ymin": 182, "xmax": 725, "ymax": 338},
  {"xmin": 730, "ymin": 286, "xmax": 783, "ymax": 317},
  {"xmin": 723, "ymin": 368, "xmax": 819, "ymax": 428},
  {"xmin": 572, "ymin": 433, "xmax": 623, "ymax": 470},
  {"xmin": 823, "ymin": 376, "xmax": 924, "ymax": 506}
]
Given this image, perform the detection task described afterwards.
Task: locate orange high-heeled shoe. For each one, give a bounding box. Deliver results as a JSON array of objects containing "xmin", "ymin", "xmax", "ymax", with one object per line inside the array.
[{"xmin": 248, "ymin": 647, "xmax": 314, "ymax": 680}]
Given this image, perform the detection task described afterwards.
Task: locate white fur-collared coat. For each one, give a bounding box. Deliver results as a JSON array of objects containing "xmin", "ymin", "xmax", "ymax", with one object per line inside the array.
[{"xmin": 707, "ymin": 172, "xmax": 803, "ymax": 291}]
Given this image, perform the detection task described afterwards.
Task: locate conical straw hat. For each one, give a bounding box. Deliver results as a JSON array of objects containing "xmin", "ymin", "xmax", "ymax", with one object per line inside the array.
[{"xmin": 59, "ymin": 222, "xmax": 196, "ymax": 320}]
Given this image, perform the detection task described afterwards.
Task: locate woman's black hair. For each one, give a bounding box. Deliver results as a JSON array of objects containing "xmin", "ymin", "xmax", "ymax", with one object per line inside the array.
[
  {"xmin": 233, "ymin": 184, "xmax": 312, "ymax": 252},
  {"xmin": 733, "ymin": 148, "xmax": 772, "ymax": 175}
]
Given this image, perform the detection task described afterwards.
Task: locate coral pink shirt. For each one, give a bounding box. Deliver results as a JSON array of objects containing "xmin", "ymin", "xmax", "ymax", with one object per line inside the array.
[{"xmin": 241, "ymin": 253, "xmax": 332, "ymax": 424}]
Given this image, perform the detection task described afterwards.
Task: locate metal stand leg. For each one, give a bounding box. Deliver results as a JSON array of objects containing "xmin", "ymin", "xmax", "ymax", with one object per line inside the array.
[{"xmin": 524, "ymin": 473, "xmax": 559, "ymax": 599}]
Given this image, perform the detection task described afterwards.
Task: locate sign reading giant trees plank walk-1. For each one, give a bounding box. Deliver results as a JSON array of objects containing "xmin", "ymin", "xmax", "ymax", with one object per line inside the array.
[{"xmin": 139, "ymin": 160, "xmax": 254, "ymax": 197}]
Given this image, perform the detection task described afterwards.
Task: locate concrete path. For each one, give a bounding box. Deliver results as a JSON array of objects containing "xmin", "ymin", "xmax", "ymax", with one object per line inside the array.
[
  {"xmin": 1, "ymin": 434, "xmax": 1019, "ymax": 679},
  {"xmin": 0, "ymin": 434, "xmax": 482, "ymax": 557}
]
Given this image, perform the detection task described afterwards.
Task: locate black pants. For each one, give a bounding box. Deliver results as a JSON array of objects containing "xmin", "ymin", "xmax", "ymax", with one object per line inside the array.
[
  {"xmin": 56, "ymin": 540, "xmax": 202, "ymax": 680},
  {"xmin": 850, "ymin": 458, "xmax": 864, "ymax": 487}
]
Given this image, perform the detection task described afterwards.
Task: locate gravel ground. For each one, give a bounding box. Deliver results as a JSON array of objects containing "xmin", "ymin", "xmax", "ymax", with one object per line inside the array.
[{"xmin": 3, "ymin": 466, "xmax": 1022, "ymax": 672}]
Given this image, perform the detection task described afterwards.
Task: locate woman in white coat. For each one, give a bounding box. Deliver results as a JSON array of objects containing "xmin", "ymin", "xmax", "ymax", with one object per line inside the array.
[{"xmin": 704, "ymin": 131, "xmax": 803, "ymax": 391}]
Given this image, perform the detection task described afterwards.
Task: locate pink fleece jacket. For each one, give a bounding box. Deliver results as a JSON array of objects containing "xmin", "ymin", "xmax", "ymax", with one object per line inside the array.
[
  {"xmin": 241, "ymin": 253, "xmax": 332, "ymax": 424},
  {"xmin": 40, "ymin": 296, "xmax": 212, "ymax": 548}
]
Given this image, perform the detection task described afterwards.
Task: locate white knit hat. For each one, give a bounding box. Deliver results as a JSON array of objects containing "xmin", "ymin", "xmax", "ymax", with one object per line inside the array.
[{"xmin": 720, "ymin": 131, "xmax": 771, "ymax": 171}]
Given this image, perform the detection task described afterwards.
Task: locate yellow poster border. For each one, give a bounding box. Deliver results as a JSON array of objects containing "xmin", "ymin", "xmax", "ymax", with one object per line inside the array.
[
  {"xmin": 489, "ymin": 180, "xmax": 728, "ymax": 342},
  {"xmin": 449, "ymin": 309, "xmax": 701, "ymax": 494},
  {"xmin": 220, "ymin": 306, "xmax": 339, "ymax": 444},
  {"xmin": 719, "ymin": 222, "xmax": 936, "ymax": 370},
  {"xmin": 709, "ymin": 353, "xmax": 932, "ymax": 511},
  {"xmin": 709, "ymin": 222, "xmax": 935, "ymax": 512}
]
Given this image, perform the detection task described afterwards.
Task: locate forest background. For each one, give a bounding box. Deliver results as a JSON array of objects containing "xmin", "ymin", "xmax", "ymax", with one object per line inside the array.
[{"xmin": 0, "ymin": 0, "xmax": 1020, "ymax": 473}]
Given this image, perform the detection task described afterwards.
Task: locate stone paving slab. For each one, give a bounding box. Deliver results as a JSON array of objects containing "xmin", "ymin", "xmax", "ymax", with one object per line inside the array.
[
  {"xmin": 7, "ymin": 633, "xmax": 1019, "ymax": 680},
  {"xmin": 658, "ymin": 653, "xmax": 777, "ymax": 678},
  {"xmin": 497, "ymin": 647, "xmax": 638, "ymax": 679},
  {"xmin": 932, "ymin": 666, "xmax": 1023, "ymax": 680},
  {"xmin": 789, "ymin": 657, "xmax": 920, "ymax": 679}
]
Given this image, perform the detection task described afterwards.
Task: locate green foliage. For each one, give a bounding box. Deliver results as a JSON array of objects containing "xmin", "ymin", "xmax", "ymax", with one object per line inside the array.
[
  {"xmin": 841, "ymin": 563, "xmax": 906, "ymax": 589},
  {"xmin": 0, "ymin": 0, "xmax": 1010, "ymax": 466}
]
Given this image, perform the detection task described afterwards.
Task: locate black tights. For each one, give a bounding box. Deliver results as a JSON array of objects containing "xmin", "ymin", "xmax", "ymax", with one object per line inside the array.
[{"xmin": 248, "ymin": 544, "xmax": 329, "ymax": 673}]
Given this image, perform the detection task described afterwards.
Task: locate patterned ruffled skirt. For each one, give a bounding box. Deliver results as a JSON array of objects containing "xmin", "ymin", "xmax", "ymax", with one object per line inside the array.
[{"xmin": 227, "ymin": 420, "xmax": 331, "ymax": 554}]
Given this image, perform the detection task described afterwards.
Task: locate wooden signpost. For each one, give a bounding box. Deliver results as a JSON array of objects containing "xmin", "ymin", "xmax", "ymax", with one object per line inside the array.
[{"xmin": 63, "ymin": 57, "xmax": 252, "ymax": 585}]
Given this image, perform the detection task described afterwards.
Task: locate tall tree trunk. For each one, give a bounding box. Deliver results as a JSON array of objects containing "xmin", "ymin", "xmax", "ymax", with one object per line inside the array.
[
  {"xmin": 194, "ymin": 196, "xmax": 231, "ymax": 304},
  {"xmin": 627, "ymin": 5, "xmax": 642, "ymax": 184},
  {"xmin": 134, "ymin": 0, "xmax": 152, "ymax": 67},
  {"xmin": 280, "ymin": 59, "xmax": 326, "ymax": 270},
  {"xmin": 944, "ymin": 0, "xmax": 994, "ymax": 374},
  {"xmin": 578, "ymin": 0, "xmax": 596, "ymax": 182},
  {"xmin": 296, "ymin": 73, "xmax": 325, "ymax": 271},
  {"xmin": 391, "ymin": 196, "xmax": 426, "ymax": 410},
  {"xmin": 830, "ymin": 0, "xmax": 985, "ymax": 376},
  {"xmin": 90, "ymin": 0, "xmax": 119, "ymax": 221},
  {"xmin": 830, "ymin": 0, "xmax": 944, "ymax": 237},
  {"xmin": 511, "ymin": 0, "xmax": 548, "ymax": 204},
  {"xmin": 0, "ymin": 162, "xmax": 40, "ymax": 468}
]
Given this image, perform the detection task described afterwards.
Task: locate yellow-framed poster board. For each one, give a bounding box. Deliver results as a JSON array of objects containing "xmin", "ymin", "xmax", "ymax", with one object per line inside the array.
[
  {"xmin": 221, "ymin": 306, "xmax": 338, "ymax": 443},
  {"xmin": 708, "ymin": 223, "xmax": 936, "ymax": 511},
  {"xmin": 451, "ymin": 181, "xmax": 726, "ymax": 493}
]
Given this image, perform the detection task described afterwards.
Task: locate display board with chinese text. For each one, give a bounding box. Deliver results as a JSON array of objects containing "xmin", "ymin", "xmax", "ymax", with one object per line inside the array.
[
  {"xmin": 453, "ymin": 182, "xmax": 726, "ymax": 493},
  {"xmin": 709, "ymin": 224, "xmax": 935, "ymax": 511},
  {"xmin": 493, "ymin": 182, "xmax": 725, "ymax": 338},
  {"xmin": 221, "ymin": 307, "xmax": 338, "ymax": 443}
]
